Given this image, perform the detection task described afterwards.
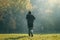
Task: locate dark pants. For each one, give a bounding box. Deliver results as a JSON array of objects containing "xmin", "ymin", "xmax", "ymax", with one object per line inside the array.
[
  {"xmin": 27, "ymin": 22, "xmax": 33, "ymax": 37},
  {"xmin": 28, "ymin": 27, "xmax": 33, "ymax": 37}
]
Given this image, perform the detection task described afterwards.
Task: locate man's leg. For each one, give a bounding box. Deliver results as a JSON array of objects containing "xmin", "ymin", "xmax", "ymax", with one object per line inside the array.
[
  {"xmin": 30, "ymin": 27, "xmax": 33, "ymax": 37},
  {"xmin": 28, "ymin": 28, "xmax": 30, "ymax": 36},
  {"xmin": 30, "ymin": 29, "xmax": 33, "ymax": 37}
]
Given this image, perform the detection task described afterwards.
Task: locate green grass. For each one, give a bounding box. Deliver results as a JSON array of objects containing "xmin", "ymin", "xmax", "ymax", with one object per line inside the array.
[{"xmin": 0, "ymin": 34, "xmax": 60, "ymax": 40}]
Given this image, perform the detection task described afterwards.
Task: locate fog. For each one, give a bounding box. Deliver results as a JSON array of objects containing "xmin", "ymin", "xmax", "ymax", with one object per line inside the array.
[{"xmin": 0, "ymin": 0, "xmax": 60, "ymax": 33}]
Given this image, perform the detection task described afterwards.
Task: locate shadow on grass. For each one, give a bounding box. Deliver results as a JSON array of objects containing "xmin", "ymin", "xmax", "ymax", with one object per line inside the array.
[{"xmin": 4, "ymin": 36, "xmax": 28, "ymax": 40}]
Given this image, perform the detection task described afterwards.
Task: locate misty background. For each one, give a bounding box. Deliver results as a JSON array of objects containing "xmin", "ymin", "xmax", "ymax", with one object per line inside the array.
[{"xmin": 0, "ymin": 0, "xmax": 60, "ymax": 33}]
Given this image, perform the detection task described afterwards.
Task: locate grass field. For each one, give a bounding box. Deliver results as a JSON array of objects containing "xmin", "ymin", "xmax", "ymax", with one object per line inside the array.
[{"xmin": 0, "ymin": 34, "xmax": 60, "ymax": 40}]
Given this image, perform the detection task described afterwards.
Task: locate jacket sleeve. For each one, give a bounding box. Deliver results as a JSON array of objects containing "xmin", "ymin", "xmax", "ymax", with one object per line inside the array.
[
  {"xmin": 26, "ymin": 15, "xmax": 28, "ymax": 19},
  {"xmin": 33, "ymin": 16, "xmax": 35, "ymax": 20},
  {"xmin": 32, "ymin": 15, "xmax": 35, "ymax": 20}
]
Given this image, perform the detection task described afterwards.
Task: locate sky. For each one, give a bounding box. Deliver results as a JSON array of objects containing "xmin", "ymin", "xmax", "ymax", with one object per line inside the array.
[{"xmin": 0, "ymin": 0, "xmax": 60, "ymax": 33}]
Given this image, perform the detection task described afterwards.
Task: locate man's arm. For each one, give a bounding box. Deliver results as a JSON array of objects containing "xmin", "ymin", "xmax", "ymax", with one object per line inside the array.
[
  {"xmin": 31, "ymin": 15, "xmax": 35, "ymax": 20},
  {"xmin": 26, "ymin": 15, "xmax": 28, "ymax": 19}
]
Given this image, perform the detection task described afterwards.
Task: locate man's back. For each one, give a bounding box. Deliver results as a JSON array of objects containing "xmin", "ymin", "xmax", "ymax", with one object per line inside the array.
[{"xmin": 26, "ymin": 14, "xmax": 35, "ymax": 23}]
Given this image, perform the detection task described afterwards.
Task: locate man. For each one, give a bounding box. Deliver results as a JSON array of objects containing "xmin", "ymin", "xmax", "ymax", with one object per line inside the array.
[{"xmin": 26, "ymin": 11, "xmax": 35, "ymax": 37}]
